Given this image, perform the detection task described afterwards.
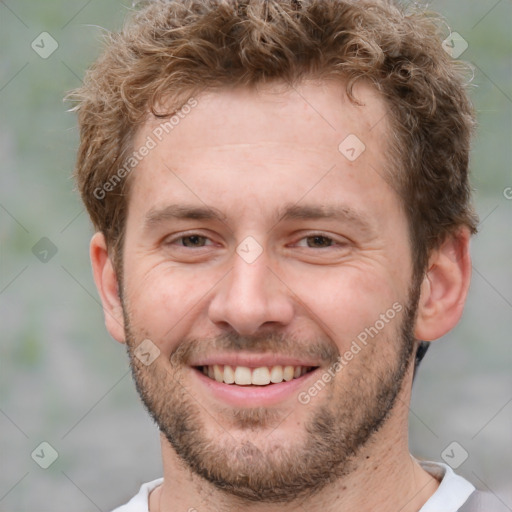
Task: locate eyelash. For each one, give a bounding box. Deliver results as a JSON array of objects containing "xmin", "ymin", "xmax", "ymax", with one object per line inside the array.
[
  {"xmin": 168, "ymin": 233, "xmax": 215, "ymax": 248},
  {"xmin": 165, "ymin": 232, "xmax": 346, "ymax": 249}
]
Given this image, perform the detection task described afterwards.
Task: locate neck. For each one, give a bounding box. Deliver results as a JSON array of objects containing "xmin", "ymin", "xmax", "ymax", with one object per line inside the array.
[{"xmin": 150, "ymin": 368, "xmax": 439, "ymax": 512}]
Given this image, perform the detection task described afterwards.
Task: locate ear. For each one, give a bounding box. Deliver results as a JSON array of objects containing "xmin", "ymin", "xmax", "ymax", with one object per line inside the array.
[
  {"xmin": 90, "ymin": 232, "xmax": 126, "ymax": 344},
  {"xmin": 414, "ymin": 227, "xmax": 472, "ymax": 341}
]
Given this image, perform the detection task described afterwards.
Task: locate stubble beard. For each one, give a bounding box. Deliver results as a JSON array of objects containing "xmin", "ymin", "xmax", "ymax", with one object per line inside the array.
[{"xmin": 122, "ymin": 285, "xmax": 420, "ymax": 503}]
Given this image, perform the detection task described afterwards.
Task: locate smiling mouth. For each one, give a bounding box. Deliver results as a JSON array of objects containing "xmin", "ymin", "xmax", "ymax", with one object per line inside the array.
[{"xmin": 195, "ymin": 365, "xmax": 318, "ymax": 386}]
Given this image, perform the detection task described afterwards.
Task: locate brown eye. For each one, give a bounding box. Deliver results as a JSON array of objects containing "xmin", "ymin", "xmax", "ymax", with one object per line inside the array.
[
  {"xmin": 305, "ymin": 235, "xmax": 334, "ymax": 248},
  {"xmin": 180, "ymin": 235, "xmax": 209, "ymax": 247}
]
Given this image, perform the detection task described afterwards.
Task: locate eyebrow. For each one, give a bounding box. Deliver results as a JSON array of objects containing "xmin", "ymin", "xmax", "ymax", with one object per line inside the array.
[
  {"xmin": 144, "ymin": 204, "xmax": 228, "ymax": 229},
  {"xmin": 272, "ymin": 203, "xmax": 374, "ymax": 234},
  {"xmin": 143, "ymin": 202, "xmax": 374, "ymax": 234}
]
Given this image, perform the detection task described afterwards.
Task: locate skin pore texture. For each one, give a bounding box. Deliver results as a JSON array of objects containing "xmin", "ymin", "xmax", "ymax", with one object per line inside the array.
[{"xmin": 90, "ymin": 79, "xmax": 472, "ymax": 511}]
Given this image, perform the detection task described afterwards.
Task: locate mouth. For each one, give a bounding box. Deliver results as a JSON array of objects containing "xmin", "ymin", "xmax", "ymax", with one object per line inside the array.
[
  {"xmin": 189, "ymin": 354, "xmax": 324, "ymax": 407},
  {"xmin": 194, "ymin": 364, "xmax": 318, "ymax": 386}
]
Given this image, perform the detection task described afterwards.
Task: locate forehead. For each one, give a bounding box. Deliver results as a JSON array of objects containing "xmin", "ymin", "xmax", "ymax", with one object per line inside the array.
[
  {"xmin": 127, "ymin": 79, "xmax": 396, "ymax": 228},
  {"xmin": 143, "ymin": 79, "xmax": 389, "ymax": 154}
]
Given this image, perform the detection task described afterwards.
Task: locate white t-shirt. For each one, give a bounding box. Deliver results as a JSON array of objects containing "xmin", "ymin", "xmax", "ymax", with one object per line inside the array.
[{"xmin": 111, "ymin": 461, "xmax": 477, "ymax": 512}]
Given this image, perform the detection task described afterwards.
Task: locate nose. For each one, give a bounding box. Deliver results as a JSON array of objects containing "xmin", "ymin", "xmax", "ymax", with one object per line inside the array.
[{"xmin": 208, "ymin": 247, "xmax": 295, "ymax": 336}]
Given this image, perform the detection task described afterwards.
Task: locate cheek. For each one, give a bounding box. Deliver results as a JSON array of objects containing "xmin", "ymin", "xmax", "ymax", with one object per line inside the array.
[
  {"xmin": 123, "ymin": 264, "xmax": 221, "ymax": 353},
  {"xmin": 286, "ymin": 263, "xmax": 405, "ymax": 349}
]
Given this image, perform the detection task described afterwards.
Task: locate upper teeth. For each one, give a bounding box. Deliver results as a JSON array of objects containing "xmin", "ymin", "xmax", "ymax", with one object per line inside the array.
[{"xmin": 201, "ymin": 365, "xmax": 312, "ymax": 385}]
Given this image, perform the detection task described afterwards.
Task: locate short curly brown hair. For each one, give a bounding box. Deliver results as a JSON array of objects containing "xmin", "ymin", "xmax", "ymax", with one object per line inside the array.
[{"xmin": 70, "ymin": 0, "xmax": 478, "ymax": 276}]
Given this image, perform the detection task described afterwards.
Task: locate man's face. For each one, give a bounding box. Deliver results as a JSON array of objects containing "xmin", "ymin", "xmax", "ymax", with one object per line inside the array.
[{"xmin": 119, "ymin": 80, "xmax": 418, "ymax": 501}]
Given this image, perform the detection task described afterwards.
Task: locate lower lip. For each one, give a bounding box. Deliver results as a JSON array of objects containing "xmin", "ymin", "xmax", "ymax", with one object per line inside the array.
[{"xmin": 192, "ymin": 367, "xmax": 320, "ymax": 407}]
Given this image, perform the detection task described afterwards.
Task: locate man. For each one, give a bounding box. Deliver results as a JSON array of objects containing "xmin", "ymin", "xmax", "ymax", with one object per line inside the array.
[{"xmin": 70, "ymin": 0, "xmax": 503, "ymax": 510}]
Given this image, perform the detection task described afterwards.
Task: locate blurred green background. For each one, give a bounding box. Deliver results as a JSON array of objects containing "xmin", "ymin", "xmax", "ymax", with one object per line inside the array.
[{"xmin": 0, "ymin": 1, "xmax": 511, "ymax": 510}]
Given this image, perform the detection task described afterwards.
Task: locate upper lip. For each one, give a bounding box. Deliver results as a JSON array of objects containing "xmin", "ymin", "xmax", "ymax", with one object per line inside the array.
[{"xmin": 189, "ymin": 353, "xmax": 321, "ymax": 368}]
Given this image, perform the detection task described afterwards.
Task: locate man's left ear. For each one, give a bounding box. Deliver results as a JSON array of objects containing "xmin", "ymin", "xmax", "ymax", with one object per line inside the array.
[{"xmin": 414, "ymin": 226, "xmax": 472, "ymax": 341}]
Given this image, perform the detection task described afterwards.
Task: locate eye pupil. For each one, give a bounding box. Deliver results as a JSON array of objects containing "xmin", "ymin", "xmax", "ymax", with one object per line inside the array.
[
  {"xmin": 183, "ymin": 235, "xmax": 205, "ymax": 247},
  {"xmin": 308, "ymin": 235, "xmax": 332, "ymax": 248}
]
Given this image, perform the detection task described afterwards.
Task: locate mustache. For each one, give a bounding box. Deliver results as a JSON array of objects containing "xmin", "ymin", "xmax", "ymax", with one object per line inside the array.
[{"xmin": 170, "ymin": 331, "xmax": 340, "ymax": 367}]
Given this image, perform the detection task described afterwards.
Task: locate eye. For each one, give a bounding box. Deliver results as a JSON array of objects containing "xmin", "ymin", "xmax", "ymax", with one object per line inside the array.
[
  {"xmin": 302, "ymin": 235, "xmax": 334, "ymax": 248},
  {"xmin": 181, "ymin": 235, "xmax": 209, "ymax": 247},
  {"xmin": 294, "ymin": 234, "xmax": 342, "ymax": 249},
  {"xmin": 167, "ymin": 234, "xmax": 214, "ymax": 248}
]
